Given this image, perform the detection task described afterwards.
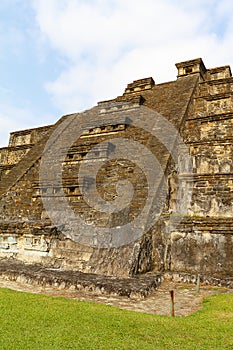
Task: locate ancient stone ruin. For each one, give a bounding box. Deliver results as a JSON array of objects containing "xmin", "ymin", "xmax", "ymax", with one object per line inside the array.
[{"xmin": 0, "ymin": 58, "xmax": 232, "ymax": 290}]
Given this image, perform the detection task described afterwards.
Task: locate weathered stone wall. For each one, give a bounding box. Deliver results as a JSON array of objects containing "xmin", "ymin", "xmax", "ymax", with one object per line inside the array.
[
  {"xmin": 170, "ymin": 218, "xmax": 233, "ymax": 275},
  {"xmin": 8, "ymin": 125, "xmax": 53, "ymax": 147},
  {"xmin": 0, "ymin": 125, "xmax": 53, "ymax": 180},
  {"xmin": 0, "ymin": 146, "xmax": 32, "ymax": 166},
  {"xmin": 166, "ymin": 59, "xmax": 233, "ymax": 278}
]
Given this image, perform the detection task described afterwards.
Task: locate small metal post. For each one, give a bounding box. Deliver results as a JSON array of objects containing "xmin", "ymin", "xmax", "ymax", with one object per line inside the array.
[
  {"xmin": 196, "ymin": 274, "xmax": 200, "ymax": 294},
  {"xmin": 170, "ymin": 290, "xmax": 175, "ymax": 317}
]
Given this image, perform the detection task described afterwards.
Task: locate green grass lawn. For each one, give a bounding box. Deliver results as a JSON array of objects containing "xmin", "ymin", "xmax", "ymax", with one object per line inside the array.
[{"xmin": 0, "ymin": 288, "xmax": 233, "ymax": 349}]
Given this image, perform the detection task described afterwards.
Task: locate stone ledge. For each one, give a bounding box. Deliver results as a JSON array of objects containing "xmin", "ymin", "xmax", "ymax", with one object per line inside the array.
[
  {"xmin": 165, "ymin": 271, "xmax": 233, "ymax": 289},
  {"xmin": 0, "ymin": 259, "xmax": 161, "ymax": 298},
  {"xmin": 170, "ymin": 216, "xmax": 233, "ymax": 230},
  {"xmin": 0, "ymin": 144, "xmax": 33, "ymax": 152}
]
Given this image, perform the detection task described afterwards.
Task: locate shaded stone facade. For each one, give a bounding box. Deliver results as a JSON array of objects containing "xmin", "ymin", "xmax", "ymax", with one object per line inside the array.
[{"xmin": 0, "ymin": 58, "xmax": 232, "ymax": 283}]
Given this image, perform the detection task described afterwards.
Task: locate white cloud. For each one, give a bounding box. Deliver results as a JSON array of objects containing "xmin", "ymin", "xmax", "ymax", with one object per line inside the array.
[
  {"xmin": 0, "ymin": 100, "xmax": 54, "ymax": 147},
  {"xmin": 0, "ymin": 0, "xmax": 232, "ymax": 147},
  {"xmin": 0, "ymin": 104, "xmax": 35, "ymax": 147},
  {"xmin": 31, "ymin": 0, "xmax": 233, "ymax": 114}
]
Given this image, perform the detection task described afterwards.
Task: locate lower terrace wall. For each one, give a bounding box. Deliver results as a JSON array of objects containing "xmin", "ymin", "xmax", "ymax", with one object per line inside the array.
[
  {"xmin": 0, "ymin": 218, "xmax": 233, "ymax": 280},
  {"xmin": 168, "ymin": 217, "xmax": 233, "ymax": 278}
]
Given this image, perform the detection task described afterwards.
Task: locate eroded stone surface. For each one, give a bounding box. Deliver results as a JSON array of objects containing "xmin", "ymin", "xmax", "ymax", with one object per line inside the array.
[
  {"xmin": 0, "ymin": 259, "xmax": 161, "ymax": 298},
  {"xmin": 0, "ymin": 58, "xmax": 232, "ymax": 282}
]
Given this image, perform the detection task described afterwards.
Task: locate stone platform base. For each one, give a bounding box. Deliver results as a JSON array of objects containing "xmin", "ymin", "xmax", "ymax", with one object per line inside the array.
[
  {"xmin": 1, "ymin": 259, "xmax": 233, "ymax": 301},
  {"xmin": 0, "ymin": 259, "xmax": 161, "ymax": 298}
]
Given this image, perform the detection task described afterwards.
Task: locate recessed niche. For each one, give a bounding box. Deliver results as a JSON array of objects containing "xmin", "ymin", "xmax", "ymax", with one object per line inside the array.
[
  {"xmin": 68, "ymin": 154, "xmax": 74, "ymax": 159},
  {"xmin": 68, "ymin": 187, "xmax": 76, "ymax": 194},
  {"xmin": 185, "ymin": 67, "xmax": 193, "ymax": 74}
]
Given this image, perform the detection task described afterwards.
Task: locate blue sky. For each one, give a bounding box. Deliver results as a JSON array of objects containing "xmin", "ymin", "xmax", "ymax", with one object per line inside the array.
[{"xmin": 0, "ymin": 0, "xmax": 233, "ymax": 146}]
